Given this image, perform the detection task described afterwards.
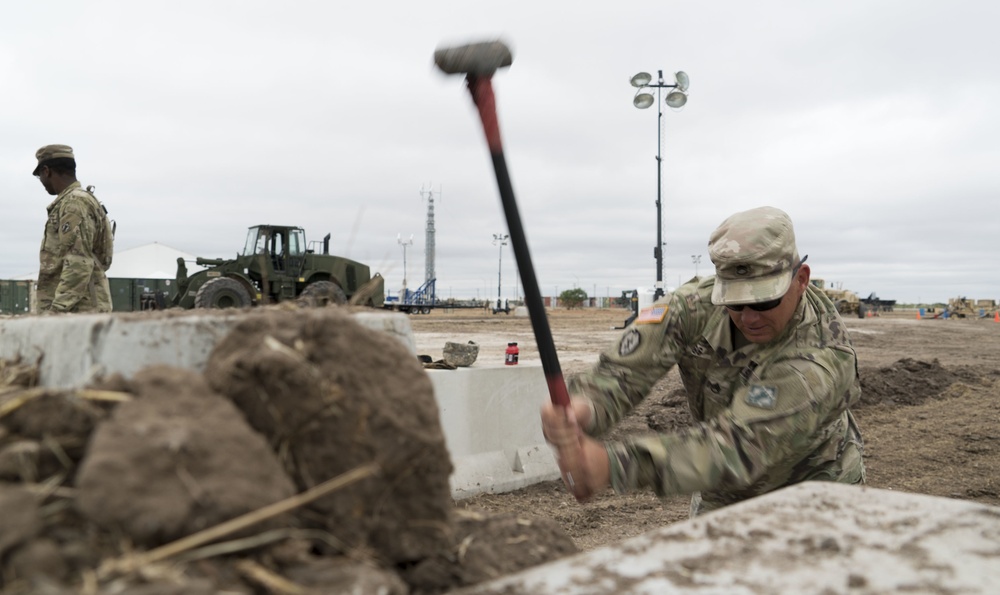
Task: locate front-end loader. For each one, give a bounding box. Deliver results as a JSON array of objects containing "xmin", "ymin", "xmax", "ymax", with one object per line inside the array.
[{"xmin": 170, "ymin": 225, "xmax": 384, "ymax": 310}]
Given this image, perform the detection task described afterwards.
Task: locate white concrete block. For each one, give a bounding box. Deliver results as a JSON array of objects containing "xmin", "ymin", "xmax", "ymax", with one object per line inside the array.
[
  {"xmin": 353, "ymin": 311, "xmax": 417, "ymax": 354},
  {"xmin": 0, "ymin": 311, "xmax": 415, "ymax": 388},
  {"xmin": 427, "ymin": 363, "xmax": 561, "ymax": 499},
  {"xmin": 446, "ymin": 447, "xmax": 560, "ymax": 500},
  {"xmin": 454, "ymin": 482, "xmax": 1000, "ymax": 594}
]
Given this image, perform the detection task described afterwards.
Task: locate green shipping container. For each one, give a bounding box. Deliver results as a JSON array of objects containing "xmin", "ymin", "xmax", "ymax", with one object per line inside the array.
[
  {"xmin": 108, "ymin": 278, "xmax": 178, "ymax": 312},
  {"xmin": 0, "ymin": 278, "xmax": 177, "ymax": 314},
  {"xmin": 0, "ymin": 280, "xmax": 32, "ymax": 315}
]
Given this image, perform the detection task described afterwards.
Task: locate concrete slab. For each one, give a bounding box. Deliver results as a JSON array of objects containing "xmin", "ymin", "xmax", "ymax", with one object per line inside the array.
[
  {"xmin": 453, "ymin": 482, "xmax": 1000, "ymax": 594},
  {"xmin": 0, "ymin": 310, "xmax": 557, "ymax": 499}
]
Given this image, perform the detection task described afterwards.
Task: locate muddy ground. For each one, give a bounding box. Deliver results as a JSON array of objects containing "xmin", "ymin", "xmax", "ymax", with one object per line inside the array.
[
  {"xmin": 0, "ymin": 305, "xmax": 997, "ymax": 593},
  {"xmin": 411, "ymin": 307, "xmax": 1000, "ymax": 551}
]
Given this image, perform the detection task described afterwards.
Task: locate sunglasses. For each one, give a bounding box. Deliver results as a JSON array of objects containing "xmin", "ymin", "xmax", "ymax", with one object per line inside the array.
[{"xmin": 725, "ymin": 297, "xmax": 783, "ymax": 312}]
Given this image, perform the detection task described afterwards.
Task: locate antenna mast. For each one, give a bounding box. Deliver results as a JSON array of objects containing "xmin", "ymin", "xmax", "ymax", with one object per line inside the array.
[{"xmin": 421, "ymin": 184, "xmax": 440, "ymax": 296}]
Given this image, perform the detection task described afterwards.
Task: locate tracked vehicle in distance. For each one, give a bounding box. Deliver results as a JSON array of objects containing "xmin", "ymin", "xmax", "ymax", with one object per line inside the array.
[{"xmin": 171, "ymin": 224, "xmax": 384, "ymax": 310}]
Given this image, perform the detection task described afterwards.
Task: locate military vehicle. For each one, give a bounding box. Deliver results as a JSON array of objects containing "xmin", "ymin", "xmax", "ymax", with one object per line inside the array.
[
  {"xmin": 171, "ymin": 224, "xmax": 384, "ymax": 309},
  {"xmin": 810, "ymin": 279, "xmax": 866, "ymax": 318},
  {"xmin": 860, "ymin": 292, "xmax": 896, "ymax": 313},
  {"xmin": 943, "ymin": 297, "xmax": 997, "ymax": 319}
]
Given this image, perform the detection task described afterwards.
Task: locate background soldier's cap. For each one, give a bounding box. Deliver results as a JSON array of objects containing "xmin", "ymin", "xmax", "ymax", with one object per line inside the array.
[
  {"xmin": 708, "ymin": 206, "xmax": 801, "ymax": 306},
  {"xmin": 33, "ymin": 144, "xmax": 75, "ymax": 175}
]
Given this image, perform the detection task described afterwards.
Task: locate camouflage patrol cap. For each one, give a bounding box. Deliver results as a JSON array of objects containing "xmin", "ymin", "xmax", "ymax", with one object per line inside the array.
[
  {"xmin": 708, "ymin": 206, "xmax": 800, "ymax": 305},
  {"xmin": 33, "ymin": 144, "xmax": 75, "ymax": 175}
]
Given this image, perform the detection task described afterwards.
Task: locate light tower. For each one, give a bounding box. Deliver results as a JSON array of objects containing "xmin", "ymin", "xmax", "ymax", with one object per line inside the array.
[
  {"xmin": 397, "ymin": 233, "xmax": 414, "ymax": 295},
  {"xmin": 630, "ymin": 69, "xmax": 690, "ymax": 300},
  {"xmin": 492, "ymin": 233, "xmax": 508, "ymax": 312}
]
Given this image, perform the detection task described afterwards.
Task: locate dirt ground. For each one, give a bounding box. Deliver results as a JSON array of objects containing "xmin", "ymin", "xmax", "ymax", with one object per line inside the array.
[
  {"xmin": 0, "ymin": 304, "xmax": 998, "ymax": 593},
  {"xmin": 410, "ymin": 307, "xmax": 1000, "ymax": 551}
]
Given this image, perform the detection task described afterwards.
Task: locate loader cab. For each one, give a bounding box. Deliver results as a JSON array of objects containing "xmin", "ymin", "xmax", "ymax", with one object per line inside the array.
[{"xmin": 243, "ymin": 225, "xmax": 306, "ymax": 275}]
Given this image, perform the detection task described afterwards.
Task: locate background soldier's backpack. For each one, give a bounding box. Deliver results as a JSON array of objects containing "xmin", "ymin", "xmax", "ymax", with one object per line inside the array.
[{"xmin": 85, "ymin": 185, "xmax": 115, "ymax": 270}]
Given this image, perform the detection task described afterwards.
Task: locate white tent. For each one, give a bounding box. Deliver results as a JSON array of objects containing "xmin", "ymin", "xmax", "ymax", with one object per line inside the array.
[
  {"xmin": 105, "ymin": 242, "xmax": 204, "ymax": 279},
  {"xmin": 13, "ymin": 242, "xmax": 205, "ymax": 281}
]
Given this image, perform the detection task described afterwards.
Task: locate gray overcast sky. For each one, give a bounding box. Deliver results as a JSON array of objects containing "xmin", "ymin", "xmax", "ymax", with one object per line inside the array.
[{"xmin": 3, "ymin": 1, "xmax": 997, "ymax": 305}]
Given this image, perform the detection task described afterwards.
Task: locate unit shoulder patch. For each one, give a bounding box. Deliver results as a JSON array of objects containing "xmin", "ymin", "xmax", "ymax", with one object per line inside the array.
[
  {"xmin": 618, "ymin": 328, "xmax": 641, "ymax": 356},
  {"xmin": 636, "ymin": 305, "xmax": 668, "ymax": 324},
  {"xmin": 745, "ymin": 385, "xmax": 778, "ymax": 409}
]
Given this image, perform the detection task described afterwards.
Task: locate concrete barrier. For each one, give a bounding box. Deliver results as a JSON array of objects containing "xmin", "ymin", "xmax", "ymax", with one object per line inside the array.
[
  {"xmin": 0, "ymin": 310, "xmax": 557, "ymax": 499},
  {"xmin": 428, "ymin": 364, "xmax": 559, "ymax": 499},
  {"xmin": 0, "ymin": 311, "xmax": 416, "ymax": 386},
  {"xmin": 455, "ymin": 482, "xmax": 1000, "ymax": 594}
]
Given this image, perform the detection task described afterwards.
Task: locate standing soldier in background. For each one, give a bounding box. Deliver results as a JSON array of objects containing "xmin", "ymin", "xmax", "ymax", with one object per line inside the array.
[{"xmin": 33, "ymin": 145, "xmax": 114, "ymax": 313}]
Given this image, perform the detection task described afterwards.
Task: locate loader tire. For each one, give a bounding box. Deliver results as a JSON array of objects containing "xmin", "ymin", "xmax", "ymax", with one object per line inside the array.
[
  {"xmin": 194, "ymin": 277, "xmax": 253, "ymax": 309},
  {"xmin": 298, "ymin": 281, "xmax": 347, "ymax": 307}
]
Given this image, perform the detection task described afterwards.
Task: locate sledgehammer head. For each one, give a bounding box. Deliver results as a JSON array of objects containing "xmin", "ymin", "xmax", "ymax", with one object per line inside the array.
[{"xmin": 434, "ymin": 40, "xmax": 513, "ymax": 76}]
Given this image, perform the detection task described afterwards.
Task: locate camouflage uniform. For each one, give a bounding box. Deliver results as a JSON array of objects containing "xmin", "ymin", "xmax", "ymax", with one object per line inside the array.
[
  {"xmin": 38, "ymin": 181, "xmax": 113, "ymax": 313},
  {"xmin": 568, "ymin": 207, "xmax": 865, "ymax": 516}
]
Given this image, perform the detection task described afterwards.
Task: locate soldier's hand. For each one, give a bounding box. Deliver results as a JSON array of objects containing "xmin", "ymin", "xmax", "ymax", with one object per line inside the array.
[
  {"xmin": 541, "ymin": 402, "xmax": 610, "ymax": 502},
  {"xmin": 540, "ymin": 397, "xmax": 592, "ymax": 440}
]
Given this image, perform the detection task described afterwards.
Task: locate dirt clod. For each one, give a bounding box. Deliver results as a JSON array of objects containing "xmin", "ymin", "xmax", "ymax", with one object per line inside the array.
[
  {"xmin": 204, "ymin": 308, "xmax": 455, "ymax": 565},
  {"xmin": 75, "ymin": 365, "xmax": 297, "ymax": 546}
]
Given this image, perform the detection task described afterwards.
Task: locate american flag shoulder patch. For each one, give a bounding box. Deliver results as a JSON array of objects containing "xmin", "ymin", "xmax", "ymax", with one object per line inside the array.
[{"xmin": 635, "ymin": 305, "xmax": 668, "ymax": 324}]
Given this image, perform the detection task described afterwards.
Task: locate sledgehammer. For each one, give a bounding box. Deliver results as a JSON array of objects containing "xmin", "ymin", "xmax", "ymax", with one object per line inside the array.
[{"xmin": 434, "ymin": 40, "xmax": 571, "ymax": 409}]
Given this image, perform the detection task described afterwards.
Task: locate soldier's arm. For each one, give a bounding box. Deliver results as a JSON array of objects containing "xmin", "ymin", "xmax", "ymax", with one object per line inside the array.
[
  {"xmin": 604, "ymin": 358, "xmax": 845, "ymax": 496},
  {"xmin": 50, "ymin": 199, "xmax": 98, "ymax": 312},
  {"xmin": 567, "ymin": 292, "xmax": 694, "ymax": 435}
]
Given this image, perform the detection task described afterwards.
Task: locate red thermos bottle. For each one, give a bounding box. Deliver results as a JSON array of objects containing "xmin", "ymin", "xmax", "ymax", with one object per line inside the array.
[{"xmin": 505, "ymin": 342, "xmax": 519, "ymax": 365}]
